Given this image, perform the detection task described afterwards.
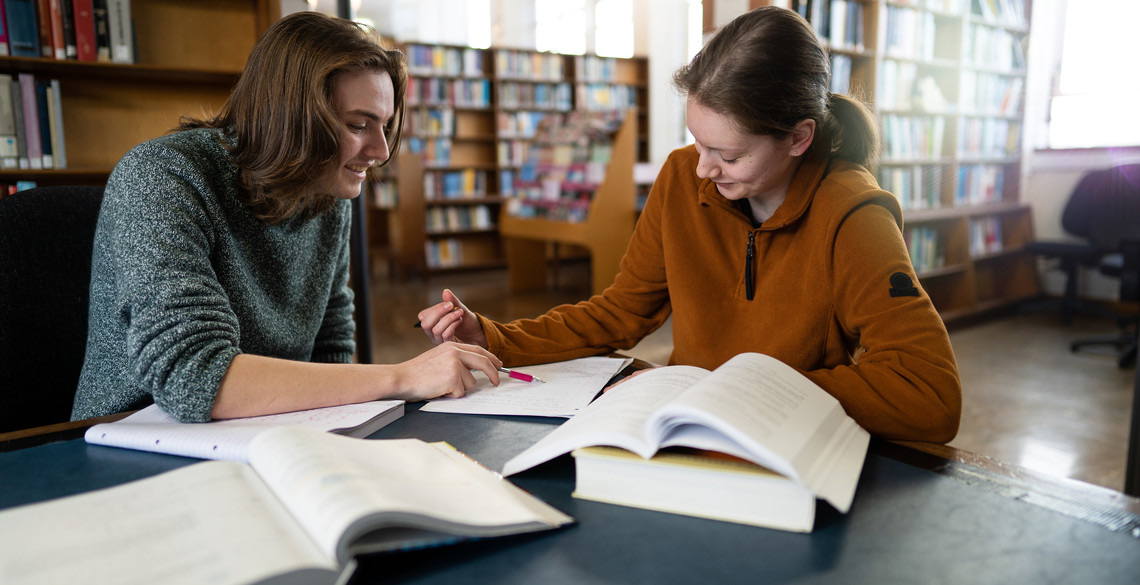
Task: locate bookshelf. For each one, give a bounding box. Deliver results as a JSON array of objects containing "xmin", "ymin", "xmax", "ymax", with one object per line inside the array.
[
  {"xmin": 383, "ymin": 43, "xmax": 649, "ymax": 277},
  {"xmin": 775, "ymin": 0, "xmax": 1036, "ymax": 322},
  {"xmin": 498, "ymin": 111, "xmax": 638, "ymax": 296},
  {"xmin": 0, "ymin": 0, "xmax": 276, "ymax": 189}
]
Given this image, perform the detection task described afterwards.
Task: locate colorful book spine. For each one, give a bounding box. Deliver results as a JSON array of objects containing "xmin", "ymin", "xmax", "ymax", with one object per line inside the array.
[
  {"xmin": 17, "ymin": 73, "xmax": 43, "ymax": 170},
  {"xmin": 71, "ymin": 0, "xmax": 94, "ymax": 60},
  {"xmin": 0, "ymin": 0, "xmax": 10, "ymax": 56},
  {"xmin": 4, "ymin": 0, "xmax": 41, "ymax": 57}
]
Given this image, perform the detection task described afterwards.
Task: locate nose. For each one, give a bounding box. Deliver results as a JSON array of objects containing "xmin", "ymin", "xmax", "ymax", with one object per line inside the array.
[
  {"xmin": 695, "ymin": 150, "xmax": 716, "ymax": 179},
  {"xmin": 365, "ymin": 130, "xmax": 390, "ymax": 163}
]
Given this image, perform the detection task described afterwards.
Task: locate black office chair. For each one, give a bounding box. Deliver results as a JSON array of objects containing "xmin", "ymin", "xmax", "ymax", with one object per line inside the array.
[
  {"xmin": 1024, "ymin": 164, "xmax": 1140, "ymax": 324},
  {"xmin": 1070, "ymin": 238, "xmax": 1140, "ymax": 368},
  {"xmin": 0, "ymin": 185, "xmax": 105, "ymax": 433}
]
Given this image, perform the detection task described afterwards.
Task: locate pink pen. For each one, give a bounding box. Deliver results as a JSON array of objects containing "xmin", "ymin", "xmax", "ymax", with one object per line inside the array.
[{"xmin": 499, "ymin": 367, "xmax": 545, "ymax": 383}]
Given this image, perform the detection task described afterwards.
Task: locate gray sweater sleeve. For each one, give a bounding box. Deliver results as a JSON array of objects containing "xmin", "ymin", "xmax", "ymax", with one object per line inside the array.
[{"xmin": 74, "ymin": 128, "xmax": 355, "ymax": 422}]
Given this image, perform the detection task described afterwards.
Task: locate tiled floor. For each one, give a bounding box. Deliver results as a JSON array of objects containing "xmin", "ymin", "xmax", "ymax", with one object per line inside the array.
[{"xmin": 367, "ymin": 261, "xmax": 1136, "ymax": 493}]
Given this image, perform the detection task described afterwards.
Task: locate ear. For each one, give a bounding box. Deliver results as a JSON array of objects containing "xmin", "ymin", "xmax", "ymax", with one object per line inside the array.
[{"xmin": 789, "ymin": 119, "xmax": 816, "ymax": 157}]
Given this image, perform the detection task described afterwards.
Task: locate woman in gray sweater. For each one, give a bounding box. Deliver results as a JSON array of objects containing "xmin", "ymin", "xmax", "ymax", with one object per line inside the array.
[{"xmin": 73, "ymin": 12, "xmax": 502, "ymax": 423}]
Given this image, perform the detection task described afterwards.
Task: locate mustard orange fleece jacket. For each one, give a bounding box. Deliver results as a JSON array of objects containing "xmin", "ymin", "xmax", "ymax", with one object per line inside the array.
[{"xmin": 479, "ymin": 144, "xmax": 961, "ymax": 443}]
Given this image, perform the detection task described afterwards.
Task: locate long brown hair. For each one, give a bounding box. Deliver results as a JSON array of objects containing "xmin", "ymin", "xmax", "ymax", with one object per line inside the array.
[
  {"xmin": 672, "ymin": 6, "xmax": 878, "ymax": 167},
  {"xmin": 181, "ymin": 11, "xmax": 408, "ymax": 223}
]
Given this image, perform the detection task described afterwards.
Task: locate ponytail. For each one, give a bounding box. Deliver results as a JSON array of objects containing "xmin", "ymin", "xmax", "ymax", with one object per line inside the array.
[{"xmin": 822, "ymin": 92, "xmax": 880, "ymax": 168}]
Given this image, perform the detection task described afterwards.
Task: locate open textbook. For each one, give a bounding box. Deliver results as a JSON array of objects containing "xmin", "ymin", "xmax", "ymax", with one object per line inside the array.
[
  {"xmin": 0, "ymin": 427, "xmax": 574, "ymax": 585},
  {"xmin": 501, "ymin": 352, "xmax": 870, "ymax": 520},
  {"xmin": 84, "ymin": 400, "xmax": 405, "ymax": 462}
]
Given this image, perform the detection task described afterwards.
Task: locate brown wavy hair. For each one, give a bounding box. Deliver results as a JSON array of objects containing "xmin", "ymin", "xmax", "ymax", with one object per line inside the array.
[
  {"xmin": 181, "ymin": 11, "xmax": 408, "ymax": 223},
  {"xmin": 672, "ymin": 6, "xmax": 879, "ymax": 167}
]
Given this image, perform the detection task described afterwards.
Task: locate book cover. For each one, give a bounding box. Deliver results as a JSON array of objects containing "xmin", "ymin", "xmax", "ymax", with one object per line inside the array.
[
  {"xmin": 572, "ymin": 446, "xmax": 817, "ymax": 532},
  {"xmin": 8, "ymin": 77, "xmax": 27, "ymax": 169},
  {"xmin": 0, "ymin": 74, "xmax": 18, "ymax": 168},
  {"xmin": 4, "ymin": 0, "xmax": 40, "ymax": 57},
  {"xmin": 70, "ymin": 0, "xmax": 93, "ymax": 60},
  {"xmin": 58, "ymin": 0, "xmax": 74, "ymax": 58},
  {"xmin": 41, "ymin": 0, "xmax": 61, "ymax": 59},
  {"xmin": 0, "ymin": 0, "xmax": 10, "ymax": 56},
  {"xmin": 0, "ymin": 427, "xmax": 575, "ymax": 585},
  {"xmin": 16, "ymin": 73, "xmax": 41, "ymax": 170},
  {"xmin": 33, "ymin": 78, "xmax": 51, "ymax": 168},
  {"xmin": 47, "ymin": 78, "xmax": 65, "ymax": 168},
  {"xmin": 91, "ymin": 0, "xmax": 106, "ymax": 61},
  {"xmin": 105, "ymin": 0, "xmax": 129, "ymax": 63}
]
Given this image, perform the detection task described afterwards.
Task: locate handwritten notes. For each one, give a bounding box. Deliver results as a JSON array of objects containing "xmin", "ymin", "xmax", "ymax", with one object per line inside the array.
[{"xmin": 421, "ymin": 357, "xmax": 631, "ymax": 417}]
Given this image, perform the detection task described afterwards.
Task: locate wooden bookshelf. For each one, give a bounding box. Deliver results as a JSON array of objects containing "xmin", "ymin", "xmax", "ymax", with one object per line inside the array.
[
  {"xmin": 771, "ymin": 0, "xmax": 1037, "ymax": 322},
  {"xmin": 499, "ymin": 112, "xmax": 638, "ymax": 296},
  {"xmin": 385, "ymin": 42, "xmax": 649, "ymax": 276},
  {"xmin": 0, "ymin": 0, "xmax": 276, "ymax": 187}
]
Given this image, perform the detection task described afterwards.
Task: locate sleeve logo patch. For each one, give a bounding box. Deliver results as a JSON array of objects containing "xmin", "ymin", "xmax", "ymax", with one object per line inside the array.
[{"xmin": 889, "ymin": 272, "xmax": 920, "ymax": 297}]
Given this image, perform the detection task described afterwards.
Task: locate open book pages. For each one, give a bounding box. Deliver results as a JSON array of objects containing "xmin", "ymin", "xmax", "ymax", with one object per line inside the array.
[
  {"xmin": 0, "ymin": 427, "xmax": 573, "ymax": 585},
  {"xmin": 501, "ymin": 352, "xmax": 869, "ymax": 513},
  {"xmin": 84, "ymin": 400, "xmax": 405, "ymax": 462}
]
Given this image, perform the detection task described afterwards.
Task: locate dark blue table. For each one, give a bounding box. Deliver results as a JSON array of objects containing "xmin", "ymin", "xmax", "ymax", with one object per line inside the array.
[{"xmin": 2, "ymin": 403, "xmax": 1138, "ymax": 584}]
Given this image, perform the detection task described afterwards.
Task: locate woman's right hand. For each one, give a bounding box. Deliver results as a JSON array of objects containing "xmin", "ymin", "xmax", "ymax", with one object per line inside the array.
[
  {"xmin": 389, "ymin": 341, "xmax": 502, "ymax": 402},
  {"xmin": 417, "ymin": 288, "xmax": 489, "ymax": 348}
]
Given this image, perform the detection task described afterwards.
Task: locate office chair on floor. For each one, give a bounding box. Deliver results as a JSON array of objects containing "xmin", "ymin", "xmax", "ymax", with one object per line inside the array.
[
  {"xmin": 1024, "ymin": 164, "xmax": 1140, "ymax": 324},
  {"xmin": 0, "ymin": 185, "xmax": 105, "ymax": 433},
  {"xmin": 1070, "ymin": 238, "xmax": 1140, "ymax": 368}
]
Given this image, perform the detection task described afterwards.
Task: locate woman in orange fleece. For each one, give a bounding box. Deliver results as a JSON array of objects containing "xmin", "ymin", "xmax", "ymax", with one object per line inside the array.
[{"xmin": 418, "ymin": 6, "xmax": 961, "ymax": 443}]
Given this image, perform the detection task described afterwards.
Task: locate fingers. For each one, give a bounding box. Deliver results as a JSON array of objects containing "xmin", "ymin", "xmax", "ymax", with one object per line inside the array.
[{"xmin": 417, "ymin": 301, "xmax": 462, "ymax": 344}]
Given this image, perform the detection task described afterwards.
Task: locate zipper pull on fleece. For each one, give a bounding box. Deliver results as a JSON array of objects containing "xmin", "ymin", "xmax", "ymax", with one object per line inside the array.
[{"xmin": 745, "ymin": 231, "xmax": 756, "ymax": 301}]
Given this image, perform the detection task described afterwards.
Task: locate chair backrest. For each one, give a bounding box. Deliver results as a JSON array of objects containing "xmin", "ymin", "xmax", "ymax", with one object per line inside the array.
[
  {"xmin": 1061, "ymin": 163, "xmax": 1140, "ymax": 252},
  {"xmin": 0, "ymin": 185, "xmax": 104, "ymax": 433}
]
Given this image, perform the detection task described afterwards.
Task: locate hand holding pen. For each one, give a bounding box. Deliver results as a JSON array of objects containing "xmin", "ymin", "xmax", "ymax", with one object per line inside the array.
[{"xmin": 416, "ymin": 289, "xmax": 490, "ymax": 349}]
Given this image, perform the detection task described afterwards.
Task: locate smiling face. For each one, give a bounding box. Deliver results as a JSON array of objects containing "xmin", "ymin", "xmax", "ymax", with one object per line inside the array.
[
  {"xmin": 686, "ymin": 98, "xmax": 811, "ymax": 209},
  {"xmin": 311, "ymin": 69, "xmax": 396, "ymax": 200}
]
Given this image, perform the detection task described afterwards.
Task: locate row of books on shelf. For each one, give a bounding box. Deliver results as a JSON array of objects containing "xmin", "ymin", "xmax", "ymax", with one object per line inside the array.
[
  {"xmin": 790, "ymin": 0, "xmax": 865, "ymax": 52},
  {"xmin": 968, "ymin": 216, "xmax": 1004, "ymax": 257},
  {"xmin": 958, "ymin": 116, "xmax": 1019, "ymax": 158},
  {"xmin": 576, "ymin": 83, "xmax": 638, "ymax": 112},
  {"xmin": 883, "ymin": 4, "xmax": 937, "ymax": 61},
  {"xmin": 882, "ymin": 114, "xmax": 946, "ymax": 160},
  {"xmin": 425, "ymin": 204, "xmax": 494, "ymax": 233},
  {"xmin": 963, "ymin": 22, "xmax": 1027, "ymax": 71},
  {"xmin": 497, "ymin": 110, "xmax": 550, "ymax": 140},
  {"xmin": 370, "ymin": 179, "xmax": 396, "ymax": 208},
  {"xmin": 905, "ymin": 226, "xmax": 943, "ymax": 273},
  {"xmin": 878, "ymin": 61, "xmax": 950, "ymax": 113},
  {"xmin": 405, "ymin": 43, "xmax": 484, "ymax": 78},
  {"xmin": 1, "ymin": 0, "xmax": 133, "ymax": 63},
  {"xmin": 0, "ymin": 178, "xmax": 35, "ymax": 198},
  {"xmin": 974, "ymin": 0, "xmax": 1027, "ymax": 28},
  {"xmin": 959, "ymin": 71, "xmax": 1023, "ymax": 116},
  {"xmin": 498, "ymin": 139, "xmax": 527, "ymax": 167},
  {"xmin": 406, "ymin": 77, "xmax": 490, "ymax": 108},
  {"xmin": 404, "ymin": 107, "xmax": 456, "ymax": 138},
  {"xmin": 405, "ymin": 136, "xmax": 452, "ymax": 167},
  {"xmin": 425, "ymin": 238, "xmax": 463, "ymax": 269},
  {"xmin": 575, "ymin": 55, "xmax": 629, "ymax": 83},
  {"xmin": 424, "ymin": 168, "xmax": 488, "ymax": 200},
  {"xmin": 956, "ymin": 164, "xmax": 1005, "ymax": 206},
  {"xmin": 504, "ymin": 195, "xmax": 592, "ymax": 223},
  {"xmin": 494, "ymin": 48, "xmax": 565, "ymax": 81},
  {"xmin": 829, "ymin": 54, "xmax": 852, "ymax": 95},
  {"xmin": 879, "ymin": 164, "xmax": 944, "ymax": 211},
  {"xmin": 496, "ymin": 81, "xmax": 572, "ymax": 111},
  {"xmin": 0, "ymin": 73, "xmax": 65, "ymax": 169}
]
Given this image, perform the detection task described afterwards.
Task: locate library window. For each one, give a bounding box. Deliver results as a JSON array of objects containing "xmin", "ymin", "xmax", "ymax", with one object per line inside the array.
[
  {"xmin": 536, "ymin": 0, "xmax": 588, "ymax": 55},
  {"xmin": 595, "ymin": 0, "xmax": 634, "ymax": 58},
  {"xmin": 1047, "ymin": 0, "xmax": 1140, "ymax": 149}
]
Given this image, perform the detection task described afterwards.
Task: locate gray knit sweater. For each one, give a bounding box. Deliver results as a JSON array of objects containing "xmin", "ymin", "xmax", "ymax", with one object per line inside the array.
[{"xmin": 72, "ymin": 127, "xmax": 356, "ymax": 423}]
